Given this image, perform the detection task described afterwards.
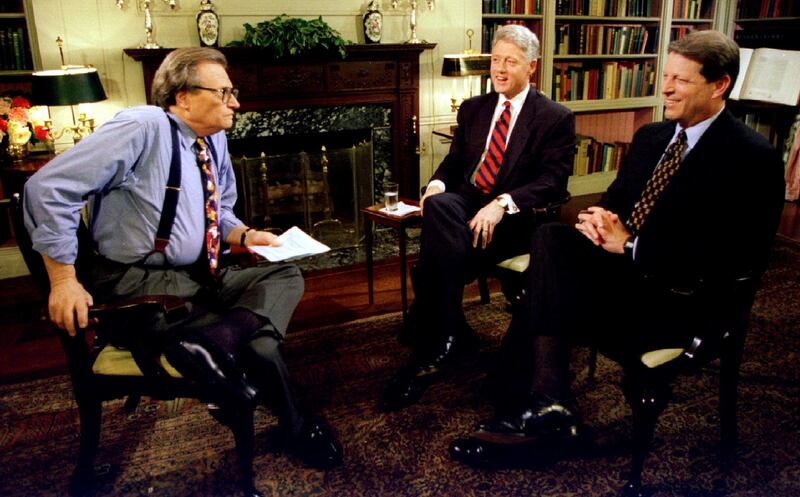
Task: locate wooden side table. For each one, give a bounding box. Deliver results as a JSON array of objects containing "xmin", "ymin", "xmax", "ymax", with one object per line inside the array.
[
  {"xmin": 360, "ymin": 198, "xmax": 421, "ymax": 320},
  {"xmin": 0, "ymin": 154, "xmax": 54, "ymax": 244}
]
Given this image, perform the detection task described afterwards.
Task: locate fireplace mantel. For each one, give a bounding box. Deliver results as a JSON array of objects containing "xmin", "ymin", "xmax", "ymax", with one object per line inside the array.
[{"xmin": 124, "ymin": 44, "xmax": 435, "ymax": 199}]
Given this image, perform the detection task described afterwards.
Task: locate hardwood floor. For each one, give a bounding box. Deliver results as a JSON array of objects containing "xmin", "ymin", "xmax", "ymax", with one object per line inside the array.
[{"xmin": 1, "ymin": 200, "xmax": 798, "ymax": 385}]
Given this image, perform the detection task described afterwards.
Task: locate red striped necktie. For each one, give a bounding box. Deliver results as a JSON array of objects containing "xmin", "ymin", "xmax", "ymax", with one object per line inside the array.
[
  {"xmin": 475, "ymin": 101, "xmax": 512, "ymax": 193},
  {"xmin": 195, "ymin": 137, "xmax": 220, "ymax": 275}
]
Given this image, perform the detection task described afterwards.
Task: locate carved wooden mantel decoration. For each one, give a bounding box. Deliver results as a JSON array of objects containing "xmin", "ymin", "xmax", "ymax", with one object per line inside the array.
[{"xmin": 124, "ymin": 43, "xmax": 435, "ymax": 199}]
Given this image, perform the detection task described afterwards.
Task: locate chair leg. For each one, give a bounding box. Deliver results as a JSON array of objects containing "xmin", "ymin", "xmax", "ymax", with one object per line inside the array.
[
  {"xmin": 123, "ymin": 395, "xmax": 141, "ymax": 413},
  {"xmin": 231, "ymin": 409, "xmax": 259, "ymax": 496},
  {"xmin": 69, "ymin": 398, "xmax": 102, "ymax": 497},
  {"xmin": 719, "ymin": 330, "xmax": 746, "ymax": 448},
  {"xmin": 620, "ymin": 375, "xmax": 671, "ymax": 497},
  {"xmin": 587, "ymin": 346, "xmax": 599, "ymax": 383},
  {"xmin": 478, "ymin": 275, "xmax": 490, "ymax": 304}
]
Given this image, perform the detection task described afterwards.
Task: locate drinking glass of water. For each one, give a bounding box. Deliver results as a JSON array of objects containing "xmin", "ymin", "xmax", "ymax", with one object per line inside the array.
[{"xmin": 384, "ymin": 182, "xmax": 399, "ymax": 211}]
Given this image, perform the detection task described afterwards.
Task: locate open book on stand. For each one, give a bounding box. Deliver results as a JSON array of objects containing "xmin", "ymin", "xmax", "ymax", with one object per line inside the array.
[
  {"xmin": 730, "ymin": 48, "xmax": 800, "ymax": 106},
  {"xmin": 247, "ymin": 226, "xmax": 330, "ymax": 262}
]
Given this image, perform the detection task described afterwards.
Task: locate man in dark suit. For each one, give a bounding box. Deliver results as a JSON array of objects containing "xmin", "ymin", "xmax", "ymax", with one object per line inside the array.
[
  {"xmin": 448, "ymin": 30, "xmax": 786, "ymax": 465},
  {"xmin": 380, "ymin": 24, "xmax": 575, "ymax": 411}
]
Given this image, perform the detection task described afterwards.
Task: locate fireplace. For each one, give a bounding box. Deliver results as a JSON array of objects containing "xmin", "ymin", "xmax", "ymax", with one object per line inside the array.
[
  {"xmin": 229, "ymin": 124, "xmax": 377, "ymax": 250},
  {"xmin": 125, "ymin": 44, "xmax": 434, "ymax": 269}
]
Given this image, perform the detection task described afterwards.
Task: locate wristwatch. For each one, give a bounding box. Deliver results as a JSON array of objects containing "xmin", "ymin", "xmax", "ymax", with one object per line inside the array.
[
  {"xmin": 623, "ymin": 235, "xmax": 635, "ymax": 259},
  {"xmin": 495, "ymin": 196, "xmax": 509, "ymax": 210},
  {"xmin": 240, "ymin": 227, "xmax": 255, "ymax": 246}
]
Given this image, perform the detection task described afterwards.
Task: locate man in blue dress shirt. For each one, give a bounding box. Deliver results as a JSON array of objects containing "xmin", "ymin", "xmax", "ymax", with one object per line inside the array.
[{"xmin": 23, "ymin": 48, "xmax": 341, "ymax": 470}]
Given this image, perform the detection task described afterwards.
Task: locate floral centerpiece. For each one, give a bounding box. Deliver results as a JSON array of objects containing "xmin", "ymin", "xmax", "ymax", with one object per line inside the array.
[{"xmin": 0, "ymin": 96, "xmax": 48, "ymax": 159}]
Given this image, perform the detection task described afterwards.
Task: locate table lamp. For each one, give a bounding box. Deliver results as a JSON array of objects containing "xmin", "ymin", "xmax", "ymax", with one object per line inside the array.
[
  {"xmin": 31, "ymin": 65, "xmax": 107, "ymax": 146},
  {"xmin": 441, "ymin": 53, "xmax": 491, "ymax": 112}
]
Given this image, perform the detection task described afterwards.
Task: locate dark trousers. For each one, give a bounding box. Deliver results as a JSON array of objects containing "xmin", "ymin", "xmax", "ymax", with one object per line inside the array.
[
  {"xmin": 495, "ymin": 222, "xmax": 703, "ymax": 404},
  {"xmin": 409, "ymin": 191, "xmax": 532, "ymax": 348}
]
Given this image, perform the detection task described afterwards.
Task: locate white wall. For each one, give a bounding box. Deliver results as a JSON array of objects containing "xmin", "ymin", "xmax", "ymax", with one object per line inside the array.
[{"xmin": 29, "ymin": 0, "xmax": 481, "ymax": 188}]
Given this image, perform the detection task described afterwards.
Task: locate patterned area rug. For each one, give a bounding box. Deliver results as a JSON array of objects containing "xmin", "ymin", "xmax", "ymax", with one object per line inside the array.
[{"xmin": 1, "ymin": 236, "xmax": 799, "ymax": 497}]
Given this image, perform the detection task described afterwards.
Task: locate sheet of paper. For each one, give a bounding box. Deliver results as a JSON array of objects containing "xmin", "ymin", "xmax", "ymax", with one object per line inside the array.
[
  {"xmin": 248, "ymin": 226, "xmax": 330, "ymax": 262},
  {"xmin": 379, "ymin": 201, "xmax": 421, "ymax": 217},
  {"xmin": 729, "ymin": 48, "xmax": 753, "ymax": 100}
]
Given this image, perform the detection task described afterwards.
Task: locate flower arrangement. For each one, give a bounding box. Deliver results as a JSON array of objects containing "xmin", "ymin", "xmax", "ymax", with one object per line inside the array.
[{"xmin": 0, "ymin": 96, "xmax": 48, "ymax": 148}]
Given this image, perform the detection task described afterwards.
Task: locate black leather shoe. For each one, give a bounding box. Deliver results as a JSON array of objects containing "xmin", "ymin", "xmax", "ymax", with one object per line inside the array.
[
  {"xmin": 448, "ymin": 437, "xmax": 494, "ymax": 466},
  {"xmin": 169, "ymin": 340, "xmax": 258, "ymax": 409},
  {"xmin": 380, "ymin": 330, "xmax": 480, "ymax": 412},
  {"xmin": 378, "ymin": 368, "xmax": 436, "ymax": 412},
  {"xmin": 449, "ymin": 434, "xmax": 572, "ymax": 468},
  {"xmin": 476, "ymin": 395, "xmax": 581, "ymax": 442},
  {"xmin": 292, "ymin": 419, "xmax": 343, "ymax": 469}
]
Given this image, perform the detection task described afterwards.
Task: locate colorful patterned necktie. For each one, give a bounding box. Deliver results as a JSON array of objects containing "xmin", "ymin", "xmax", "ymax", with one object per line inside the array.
[
  {"xmin": 627, "ymin": 129, "xmax": 688, "ymax": 235},
  {"xmin": 195, "ymin": 137, "xmax": 220, "ymax": 275},
  {"xmin": 475, "ymin": 101, "xmax": 512, "ymax": 193}
]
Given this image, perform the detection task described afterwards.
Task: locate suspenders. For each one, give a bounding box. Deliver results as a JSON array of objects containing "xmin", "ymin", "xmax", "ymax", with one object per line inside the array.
[{"xmin": 147, "ymin": 115, "xmax": 219, "ymax": 261}]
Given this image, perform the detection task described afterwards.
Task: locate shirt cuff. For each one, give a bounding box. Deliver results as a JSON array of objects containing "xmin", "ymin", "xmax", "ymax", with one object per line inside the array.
[
  {"xmin": 427, "ymin": 179, "xmax": 446, "ymax": 193},
  {"xmin": 623, "ymin": 235, "xmax": 638, "ymax": 260},
  {"xmin": 498, "ymin": 193, "xmax": 520, "ymax": 214}
]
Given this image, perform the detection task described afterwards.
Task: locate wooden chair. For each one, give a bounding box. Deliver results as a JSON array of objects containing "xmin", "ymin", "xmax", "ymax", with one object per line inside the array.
[
  {"xmin": 10, "ymin": 193, "xmax": 259, "ymax": 497},
  {"xmin": 613, "ymin": 273, "xmax": 760, "ymax": 497}
]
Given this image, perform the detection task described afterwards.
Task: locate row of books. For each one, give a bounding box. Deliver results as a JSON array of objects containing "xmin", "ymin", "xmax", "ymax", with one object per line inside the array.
[
  {"xmin": 670, "ymin": 25, "xmax": 700, "ymax": 41},
  {"xmin": 555, "ymin": 24, "xmax": 658, "ymax": 55},
  {"xmin": 0, "ymin": 2, "xmax": 24, "ymax": 13},
  {"xmin": 482, "ymin": 0, "xmax": 543, "ymax": 15},
  {"xmin": 482, "ymin": 20, "xmax": 539, "ymax": 53},
  {"xmin": 733, "ymin": 27, "xmax": 799, "ymax": 51},
  {"xmin": 573, "ymin": 135, "xmax": 630, "ymax": 176},
  {"xmin": 554, "ymin": 0, "xmax": 654, "ymax": 17},
  {"xmin": 672, "ymin": 0, "xmax": 710, "ymax": 19},
  {"xmin": 737, "ymin": 0, "xmax": 799, "ymax": 18},
  {"xmin": 552, "ymin": 60, "xmax": 655, "ymax": 102},
  {"xmin": 0, "ymin": 26, "xmax": 32, "ymax": 71}
]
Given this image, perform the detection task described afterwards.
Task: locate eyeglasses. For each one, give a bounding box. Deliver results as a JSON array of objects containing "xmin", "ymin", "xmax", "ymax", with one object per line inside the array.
[{"xmin": 191, "ymin": 86, "xmax": 240, "ymax": 103}]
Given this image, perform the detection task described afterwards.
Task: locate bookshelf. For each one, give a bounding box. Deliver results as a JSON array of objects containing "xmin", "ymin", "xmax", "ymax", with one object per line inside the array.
[
  {"xmin": 733, "ymin": 1, "xmax": 799, "ymax": 51},
  {"xmin": 482, "ymin": 0, "xmax": 724, "ymax": 196},
  {"xmin": 482, "ymin": 1, "xmax": 545, "ymax": 89},
  {"xmin": 0, "ymin": 0, "xmax": 40, "ymax": 93},
  {"xmin": 728, "ymin": 1, "xmax": 800, "ymax": 156},
  {"xmin": 671, "ymin": 0, "xmax": 719, "ymax": 40}
]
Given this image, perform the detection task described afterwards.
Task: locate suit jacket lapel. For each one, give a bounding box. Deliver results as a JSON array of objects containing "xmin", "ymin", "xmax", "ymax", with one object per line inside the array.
[
  {"xmin": 679, "ymin": 108, "xmax": 732, "ymax": 171},
  {"xmin": 467, "ymin": 95, "xmax": 499, "ymax": 171},
  {"xmin": 647, "ymin": 123, "xmax": 677, "ymax": 175},
  {"xmin": 493, "ymin": 90, "xmax": 537, "ymax": 187}
]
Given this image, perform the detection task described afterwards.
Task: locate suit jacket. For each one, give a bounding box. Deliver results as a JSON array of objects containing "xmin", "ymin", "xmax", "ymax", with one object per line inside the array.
[
  {"xmin": 432, "ymin": 88, "xmax": 575, "ymax": 210},
  {"xmin": 601, "ymin": 108, "xmax": 785, "ymax": 287}
]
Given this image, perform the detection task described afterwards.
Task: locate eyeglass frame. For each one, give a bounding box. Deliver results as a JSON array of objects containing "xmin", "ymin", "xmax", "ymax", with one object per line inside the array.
[{"xmin": 190, "ymin": 85, "xmax": 240, "ymax": 103}]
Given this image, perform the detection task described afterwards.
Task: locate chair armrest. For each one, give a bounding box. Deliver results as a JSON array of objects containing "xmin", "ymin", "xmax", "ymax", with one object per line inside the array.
[
  {"xmin": 530, "ymin": 194, "xmax": 571, "ymax": 224},
  {"xmin": 89, "ymin": 295, "xmax": 189, "ymax": 324}
]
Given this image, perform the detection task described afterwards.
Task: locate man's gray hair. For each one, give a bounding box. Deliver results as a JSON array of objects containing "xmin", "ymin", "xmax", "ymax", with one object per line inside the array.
[
  {"xmin": 492, "ymin": 24, "xmax": 540, "ymax": 62},
  {"xmin": 151, "ymin": 47, "xmax": 228, "ymax": 110}
]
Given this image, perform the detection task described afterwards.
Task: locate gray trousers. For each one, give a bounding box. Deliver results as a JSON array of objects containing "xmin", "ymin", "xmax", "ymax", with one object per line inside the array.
[{"xmin": 91, "ymin": 258, "xmax": 306, "ymax": 432}]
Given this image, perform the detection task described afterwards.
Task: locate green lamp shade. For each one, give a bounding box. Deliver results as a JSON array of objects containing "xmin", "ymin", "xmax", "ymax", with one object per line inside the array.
[
  {"xmin": 31, "ymin": 67, "xmax": 107, "ymax": 106},
  {"xmin": 441, "ymin": 54, "xmax": 491, "ymax": 77}
]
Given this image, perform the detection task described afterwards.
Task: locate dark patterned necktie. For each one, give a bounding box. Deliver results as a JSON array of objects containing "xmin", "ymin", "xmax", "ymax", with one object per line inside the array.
[
  {"xmin": 627, "ymin": 129, "xmax": 688, "ymax": 235},
  {"xmin": 475, "ymin": 101, "xmax": 512, "ymax": 193},
  {"xmin": 196, "ymin": 137, "xmax": 220, "ymax": 275}
]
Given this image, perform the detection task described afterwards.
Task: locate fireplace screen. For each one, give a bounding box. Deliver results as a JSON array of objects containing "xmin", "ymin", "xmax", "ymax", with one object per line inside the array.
[{"xmin": 233, "ymin": 140, "xmax": 374, "ymax": 250}]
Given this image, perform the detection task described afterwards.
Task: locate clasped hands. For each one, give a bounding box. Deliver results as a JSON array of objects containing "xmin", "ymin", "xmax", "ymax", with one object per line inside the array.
[
  {"xmin": 420, "ymin": 186, "xmax": 504, "ymax": 249},
  {"xmin": 575, "ymin": 206, "xmax": 630, "ymax": 254}
]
